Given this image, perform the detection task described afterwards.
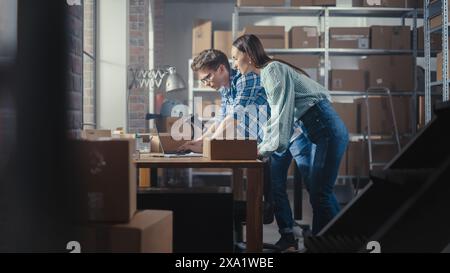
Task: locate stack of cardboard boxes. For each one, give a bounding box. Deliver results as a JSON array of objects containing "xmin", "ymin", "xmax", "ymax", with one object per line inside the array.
[
  {"xmin": 72, "ymin": 136, "xmax": 173, "ymax": 253},
  {"xmin": 191, "ymin": 0, "xmax": 420, "ymax": 178}
]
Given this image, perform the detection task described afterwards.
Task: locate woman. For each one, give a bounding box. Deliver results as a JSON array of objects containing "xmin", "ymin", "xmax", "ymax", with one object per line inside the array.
[{"xmin": 231, "ymin": 34, "xmax": 349, "ymax": 238}]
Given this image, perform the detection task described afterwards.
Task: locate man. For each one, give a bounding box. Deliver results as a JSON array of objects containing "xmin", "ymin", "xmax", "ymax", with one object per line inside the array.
[
  {"xmin": 180, "ymin": 49, "xmax": 314, "ymax": 253},
  {"xmin": 178, "ymin": 49, "xmax": 269, "ymax": 152}
]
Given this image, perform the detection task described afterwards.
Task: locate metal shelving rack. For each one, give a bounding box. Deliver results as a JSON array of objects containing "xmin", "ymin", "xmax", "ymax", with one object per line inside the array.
[
  {"xmin": 230, "ymin": 5, "xmax": 425, "ymax": 193},
  {"xmin": 232, "ymin": 5, "xmax": 423, "ymax": 135},
  {"xmin": 425, "ymin": 0, "xmax": 450, "ymax": 123}
]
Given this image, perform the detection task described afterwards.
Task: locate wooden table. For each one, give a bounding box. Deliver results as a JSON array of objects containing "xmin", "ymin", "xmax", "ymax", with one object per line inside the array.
[{"xmin": 134, "ymin": 155, "xmax": 265, "ymax": 253}]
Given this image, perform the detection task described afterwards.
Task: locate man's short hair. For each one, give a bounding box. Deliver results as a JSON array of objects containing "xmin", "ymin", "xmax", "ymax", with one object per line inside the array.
[{"xmin": 191, "ymin": 49, "xmax": 230, "ymax": 73}]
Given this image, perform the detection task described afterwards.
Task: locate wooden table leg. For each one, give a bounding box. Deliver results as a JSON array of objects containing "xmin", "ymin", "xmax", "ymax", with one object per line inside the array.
[
  {"xmin": 246, "ymin": 167, "xmax": 263, "ymax": 253},
  {"xmin": 139, "ymin": 168, "xmax": 151, "ymax": 188},
  {"xmin": 232, "ymin": 168, "xmax": 244, "ymax": 201}
]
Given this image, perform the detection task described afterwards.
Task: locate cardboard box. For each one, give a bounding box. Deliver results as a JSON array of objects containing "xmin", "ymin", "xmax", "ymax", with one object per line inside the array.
[
  {"xmin": 330, "ymin": 27, "xmax": 370, "ymax": 49},
  {"xmin": 437, "ymin": 52, "xmax": 450, "ymax": 81},
  {"xmin": 71, "ymin": 139, "xmax": 137, "ymax": 223},
  {"xmin": 430, "ymin": 13, "xmax": 449, "ymax": 29},
  {"xmin": 243, "ymin": 26, "xmax": 285, "ymax": 49},
  {"xmin": 237, "ymin": 0, "xmax": 285, "ymax": 6},
  {"xmin": 330, "ymin": 70, "xmax": 366, "ymax": 91},
  {"xmin": 357, "ymin": 97, "xmax": 411, "ymax": 135},
  {"xmin": 192, "ymin": 19, "xmax": 212, "ymax": 57},
  {"xmin": 344, "ymin": 141, "xmax": 369, "ymax": 176},
  {"xmin": 418, "ymin": 26, "xmax": 442, "ymax": 50},
  {"xmin": 289, "ymin": 26, "xmax": 320, "ymax": 48},
  {"xmin": 292, "ymin": 0, "xmax": 335, "ymax": 6},
  {"xmin": 353, "ymin": 0, "xmax": 412, "ymax": 7},
  {"xmin": 78, "ymin": 210, "xmax": 173, "ymax": 253},
  {"xmin": 332, "ymin": 102, "xmax": 359, "ymax": 134},
  {"xmin": 214, "ymin": 31, "xmax": 233, "ymax": 57},
  {"xmin": 292, "ymin": 0, "xmax": 313, "ymax": 5},
  {"xmin": 418, "ymin": 95, "xmax": 440, "ymax": 128},
  {"xmin": 81, "ymin": 129, "xmax": 112, "ymax": 140},
  {"xmin": 203, "ymin": 138, "xmax": 257, "ymax": 160},
  {"xmin": 370, "ymin": 26, "xmax": 411, "ymax": 50},
  {"xmin": 313, "ymin": 0, "xmax": 336, "ymax": 5},
  {"xmin": 359, "ymin": 55, "xmax": 414, "ymax": 91}
]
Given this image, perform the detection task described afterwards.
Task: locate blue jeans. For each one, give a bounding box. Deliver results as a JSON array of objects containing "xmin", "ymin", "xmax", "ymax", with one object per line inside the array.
[
  {"xmin": 271, "ymin": 131, "xmax": 315, "ymax": 235},
  {"xmin": 300, "ymin": 99, "xmax": 349, "ymax": 234}
]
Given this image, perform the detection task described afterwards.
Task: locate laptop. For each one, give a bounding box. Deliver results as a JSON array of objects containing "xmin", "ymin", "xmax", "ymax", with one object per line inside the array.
[{"xmin": 156, "ymin": 132, "xmax": 203, "ymax": 158}]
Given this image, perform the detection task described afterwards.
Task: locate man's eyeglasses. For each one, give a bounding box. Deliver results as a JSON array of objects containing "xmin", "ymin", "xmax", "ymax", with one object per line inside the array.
[
  {"xmin": 200, "ymin": 66, "xmax": 220, "ymax": 85},
  {"xmin": 200, "ymin": 73, "xmax": 214, "ymax": 85}
]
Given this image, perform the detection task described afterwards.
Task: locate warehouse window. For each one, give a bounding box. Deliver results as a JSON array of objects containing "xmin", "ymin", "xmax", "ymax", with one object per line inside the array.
[{"xmin": 83, "ymin": 0, "xmax": 97, "ymax": 129}]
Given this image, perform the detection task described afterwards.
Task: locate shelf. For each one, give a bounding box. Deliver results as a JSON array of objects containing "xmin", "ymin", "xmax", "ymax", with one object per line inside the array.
[
  {"xmin": 431, "ymin": 81, "xmax": 443, "ymax": 87},
  {"xmin": 430, "ymin": 25, "xmax": 444, "ymax": 34},
  {"xmin": 328, "ymin": 48, "xmax": 419, "ymax": 56},
  {"xmin": 266, "ymin": 48, "xmax": 325, "ymax": 54},
  {"xmin": 430, "ymin": 81, "xmax": 450, "ymax": 88},
  {"xmin": 328, "ymin": 7, "xmax": 419, "ymax": 18},
  {"xmin": 235, "ymin": 6, "xmax": 420, "ymax": 18},
  {"xmin": 235, "ymin": 6, "xmax": 323, "ymax": 16},
  {"xmin": 348, "ymin": 134, "xmax": 411, "ymax": 142}
]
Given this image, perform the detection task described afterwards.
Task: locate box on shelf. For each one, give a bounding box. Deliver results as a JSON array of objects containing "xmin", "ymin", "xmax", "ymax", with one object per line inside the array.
[
  {"xmin": 418, "ymin": 26, "xmax": 442, "ymax": 50},
  {"xmin": 192, "ymin": 19, "xmax": 212, "ymax": 57},
  {"xmin": 289, "ymin": 26, "xmax": 320, "ymax": 48},
  {"xmin": 418, "ymin": 95, "xmax": 440, "ymax": 128},
  {"xmin": 359, "ymin": 55, "xmax": 414, "ymax": 91},
  {"xmin": 330, "ymin": 70, "xmax": 366, "ymax": 91},
  {"xmin": 370, "ymin": 26, "xmax": 411, "ymax": 50},
  {"xmin": 203, "ymin": 138, "xmax": 257, "ymax": 160},
  {"xmin": 243, "ymin": 25, "xmax": 285, "ymax": 49},
  {"xmin": 437, "ymin": 52, "xmax": 450, "ymax": 81},
  {"xmin": 332, "ymin": 101, "xmax": 359, "ymax": 134},
  {"xmin": 272, "ymin": 54, "xmax": 321, "ymax": 81},
  {"xmin": 70, "ymin": 139, "xmax": 137, "ymax": 223},
  {"xmin": 356, "ymin": 96, "xmax": 412, "ymax": 135},
  {"xmin": 329, "ymin": 27, "xmax": 370, "ymax": 49},
  {"xmin": 214, "ymin": 31, "xmax": 233, "ymax": 57}
]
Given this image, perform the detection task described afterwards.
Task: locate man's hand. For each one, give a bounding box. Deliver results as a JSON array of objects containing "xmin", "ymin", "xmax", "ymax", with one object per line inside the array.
[{"xmin": 176, "ymin": 139, "xmax": 203, "ymax": 153}]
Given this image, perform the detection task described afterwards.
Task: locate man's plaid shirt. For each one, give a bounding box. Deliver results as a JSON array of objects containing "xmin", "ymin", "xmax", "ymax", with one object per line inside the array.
[{"xmin": 216, "ymin": 69, "xmax": 270, "ymax": 143}]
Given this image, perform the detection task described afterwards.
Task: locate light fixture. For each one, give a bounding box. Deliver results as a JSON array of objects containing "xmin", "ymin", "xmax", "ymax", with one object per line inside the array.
[{"xmin": 163, "ymin": 67, "xmax": 186, "ymax": 92}]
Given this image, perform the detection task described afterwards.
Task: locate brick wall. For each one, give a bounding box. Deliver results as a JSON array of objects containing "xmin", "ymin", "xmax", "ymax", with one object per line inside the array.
[
  {"xmin": 153, "ymin": 0, "xmax": 164, "ymax": 68},
  {"xmin": 83, "ymin": 0, "xmax": 95, "ymax": 130},
  {"xmin": 66, "ymin": 4, "xmax": 83, "ymax": 138},
  {"xmin": 129, "ymin": 0, "xmax": 150, "ymax": 133}
]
